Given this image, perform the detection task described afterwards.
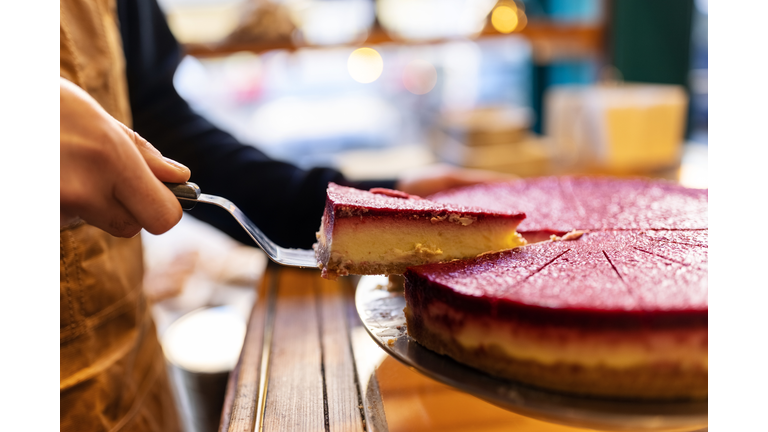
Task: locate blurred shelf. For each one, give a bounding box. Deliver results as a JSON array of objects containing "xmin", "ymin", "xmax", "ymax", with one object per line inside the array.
[{"xmin": 183, "ymin": 20, "xmax": 604, "ymax": 63}]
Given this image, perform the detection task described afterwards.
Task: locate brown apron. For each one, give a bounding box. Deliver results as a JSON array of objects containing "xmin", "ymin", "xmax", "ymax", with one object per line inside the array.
[{"xmin": 60, "ymin": 1, "xmax": 181, "ymax": 431}]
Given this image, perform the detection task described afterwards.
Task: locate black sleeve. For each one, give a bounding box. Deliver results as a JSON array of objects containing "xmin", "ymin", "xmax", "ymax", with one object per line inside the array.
[{"xmin": 116, "ymin": 0, "xmax": 396, "ymax": 249}]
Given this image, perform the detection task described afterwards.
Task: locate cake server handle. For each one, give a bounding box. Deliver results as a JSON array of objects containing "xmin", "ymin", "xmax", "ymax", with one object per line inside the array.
[
  {"xmin": 163, "ymin": 182, "xmax": 318, "ymax": 269},
  {"xmin": 165, "ymin": 182, "xmax": 200, "ymax": 210}
]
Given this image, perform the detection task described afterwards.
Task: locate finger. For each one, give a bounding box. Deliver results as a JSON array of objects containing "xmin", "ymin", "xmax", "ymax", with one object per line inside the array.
[
  {"xmin": 114, "ymin": 172, "xmax": 183, "ymax": 235},
  {"xmin": 76, "ymin": 197, "xmax": 144, "ymax": 238},
  {"xmin": 117, "ymin": 122, "xmax": 191, "ymax": 184},
  {"xmin": 110, "ymin": 135, "xmax": 185, "ymax": 235},
  {"xmin": 116, "ymin": 183, "xmax": 183, "ymax": 235}
]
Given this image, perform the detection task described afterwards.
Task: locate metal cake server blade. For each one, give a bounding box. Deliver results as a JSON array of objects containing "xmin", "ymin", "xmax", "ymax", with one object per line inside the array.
[{"xmin": 165, "ymin": 182, "xmax": 318, "ymax": 268}]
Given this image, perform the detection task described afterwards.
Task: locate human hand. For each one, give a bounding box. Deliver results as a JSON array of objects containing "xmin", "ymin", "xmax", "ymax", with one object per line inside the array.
[
  {"xmin": 60, "ymin": 77, "xmax": 191, "ymax": 237},
  {"xmin": 395, "ymin": 164, "xmax": 517, "ymax": 197}
]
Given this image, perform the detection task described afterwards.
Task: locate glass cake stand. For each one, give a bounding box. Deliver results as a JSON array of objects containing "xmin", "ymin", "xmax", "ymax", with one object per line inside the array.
[{"xmin": 355, "ymin": 275, "xmax": 708, "ymax": 432}]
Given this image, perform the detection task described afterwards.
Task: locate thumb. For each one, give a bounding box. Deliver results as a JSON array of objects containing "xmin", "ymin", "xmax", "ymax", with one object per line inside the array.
[{"xmin": 117, "ymin": 122, "xmax": 191, "ymax": 184}]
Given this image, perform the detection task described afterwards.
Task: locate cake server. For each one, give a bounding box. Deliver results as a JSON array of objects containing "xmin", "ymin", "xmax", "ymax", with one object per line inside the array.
[{"xmin": 165, "ymin": 182, "xmax": 318, "ymax": 268}]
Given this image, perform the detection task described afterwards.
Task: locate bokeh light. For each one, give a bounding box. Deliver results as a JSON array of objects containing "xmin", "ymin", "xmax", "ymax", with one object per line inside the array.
[
  {"xmin": 491, "ymin": 4, "xmax": 519, "ymax": 34},
  {"xmin": 348, "ymin": 47, "xmax": 384, "ymax": 83},
  {"xmin": 402, "ymin": 59, "xmax": 438, "ymax": 95}
]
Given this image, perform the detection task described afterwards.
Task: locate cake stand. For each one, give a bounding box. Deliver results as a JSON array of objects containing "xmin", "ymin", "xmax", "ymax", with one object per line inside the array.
[{"xmin": 356, "ymin": 275, "xmax": 708, "ymax": 432}]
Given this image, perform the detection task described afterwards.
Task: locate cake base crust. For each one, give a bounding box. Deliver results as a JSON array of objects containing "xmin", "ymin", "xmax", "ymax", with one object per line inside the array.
[{"xmin": 405, "ymin": 307, "xmax": 707, "ymax": 400}]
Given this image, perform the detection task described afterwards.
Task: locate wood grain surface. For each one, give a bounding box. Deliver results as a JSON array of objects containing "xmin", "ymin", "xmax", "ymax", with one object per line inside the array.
[
  {"xmin": 317, "ymin": 276, "xmax": 365, "ymax": 432},
  {"xmin": 262, "ymin": 268, "xmax": 326, "ymax": 432},
  {"xmin": 224, "ymin": 266, "xmax": 367, "ymax": 432},
  {"xmin": 222, "ymin": 265, "xmax": 275, "ymax": 432},
  {"xmin": 223, "ymin": 266, "xmax": 668, "ymax": 432}
]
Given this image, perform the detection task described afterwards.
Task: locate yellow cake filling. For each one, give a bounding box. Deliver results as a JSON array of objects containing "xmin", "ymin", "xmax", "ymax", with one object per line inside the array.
[
  {"xmin": 423, "ymin": 301, "xmax": 708, "ymax": 370},
  {"xmin": 329, "ymin": 216, "xmax": 525, "ymax": 266}
]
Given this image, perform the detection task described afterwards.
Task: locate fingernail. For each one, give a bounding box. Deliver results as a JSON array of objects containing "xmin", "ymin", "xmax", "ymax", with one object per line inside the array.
[{"xmin": 163, "ymin": 157, "xmax": 189, "ymax": 172}]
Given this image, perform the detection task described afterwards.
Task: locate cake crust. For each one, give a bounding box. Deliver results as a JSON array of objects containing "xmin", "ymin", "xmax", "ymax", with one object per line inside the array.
[{"xmin": 405, "ymin": 305, "xmax": 707, "ymax": 399}]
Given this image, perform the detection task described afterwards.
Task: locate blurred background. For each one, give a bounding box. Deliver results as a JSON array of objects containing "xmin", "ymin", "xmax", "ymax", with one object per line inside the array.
[
  {"xmin": 158, "ymin": 0, "xmax": 707, "ymax": 185},
  {"xmin": 143, "ymin": 1, "xmax": 708, "ymax": 430}
]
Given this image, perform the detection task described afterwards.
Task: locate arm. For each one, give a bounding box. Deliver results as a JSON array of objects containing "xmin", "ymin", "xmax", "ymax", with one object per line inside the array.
[
  {"xmin": 116, "ymin": 0, "xmax": 513, "ymax": 248},
  {"xmin": 117, "ymin": 0, "xmax": 394, "ymax": 249}
]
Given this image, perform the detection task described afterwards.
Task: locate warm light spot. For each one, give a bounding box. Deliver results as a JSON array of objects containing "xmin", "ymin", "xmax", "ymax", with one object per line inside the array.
[
  {"xmin": 162, "ymin": 307, "xmax": 246, "ymax": 373},
  {"xmin": 491, "ymin": 4, "xmax": 519, "ymax": 33},
  {"xmin": 348, "ymin": 47, "xmax": 384, "ymax": 83},
  {"xmin": 402, "ymin": 59, "xmax": 438, "ymax": 95}
]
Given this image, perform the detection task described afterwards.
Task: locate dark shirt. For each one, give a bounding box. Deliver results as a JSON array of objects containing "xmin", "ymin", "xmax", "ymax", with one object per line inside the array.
[{"xmin": 116, "ymin": 0, "xmax": 395, "ymax": 249}]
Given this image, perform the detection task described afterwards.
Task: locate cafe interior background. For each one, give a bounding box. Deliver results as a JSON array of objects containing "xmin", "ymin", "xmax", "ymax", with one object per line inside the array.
[{"xmin": 139, "ymin": 0, "xmax": 709, "ymax": 430}]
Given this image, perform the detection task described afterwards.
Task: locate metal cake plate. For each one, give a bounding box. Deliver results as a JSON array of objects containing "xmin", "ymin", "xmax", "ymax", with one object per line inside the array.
[{"xmin": 355, "ymin": 275, "xmax": 708, "ymax": 432}]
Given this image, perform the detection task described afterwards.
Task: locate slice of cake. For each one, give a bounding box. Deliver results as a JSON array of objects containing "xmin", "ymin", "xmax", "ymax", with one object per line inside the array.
[
  {"xmin": 403, "ymin": 177, "xmax": 708, "ymax": 400},
  {"xmin": 314, "ymin": 183, "xmax": 526, "ymax": 280}
]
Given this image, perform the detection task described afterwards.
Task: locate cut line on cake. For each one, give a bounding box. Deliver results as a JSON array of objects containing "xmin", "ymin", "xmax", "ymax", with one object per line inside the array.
[
  {"xmin": 631, "ymin": 246, "xmax": 692, "ymax": 267},
  {"xmin": 500, "ymin": 248, "xmax": 573, "ymax": 296},
  {"xmin": 601, "ymin": 250, "xmax": 627, "ymax": 286}
]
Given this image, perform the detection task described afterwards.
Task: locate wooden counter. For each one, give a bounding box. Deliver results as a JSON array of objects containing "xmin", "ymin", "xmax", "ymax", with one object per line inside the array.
[{"xmin": 217, "ymin": 264, "xmax": 634, "ymax": 432}]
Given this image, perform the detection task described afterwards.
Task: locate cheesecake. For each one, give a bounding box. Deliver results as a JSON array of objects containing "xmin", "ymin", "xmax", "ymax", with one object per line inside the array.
[
  {"xmin": 404, "ymin": 177, "xmax": 708, "ymax": 399},
  {"xmin": 314, "ymin": 183, "xmax": 526, "ymax": 280},
  {"xmin": 429, "ymin": 176, "xmax": 708, "ymax": 242}
]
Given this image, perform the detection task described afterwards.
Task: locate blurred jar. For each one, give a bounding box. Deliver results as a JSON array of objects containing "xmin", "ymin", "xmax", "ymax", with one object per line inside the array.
[
  {"xmin": 545, "ymin": 83, "xmax": 689, "ymax": 175},
  {"xmin": 161, "ymin": 0, "xmax": 242, "ymax": 44},
  {"xmin": 286, "ymin": 0, "xmax": 376, "ymax": 45},
  {"xmin": 377, "ymin": 0, "xmax": 497, "ymax": 41}
]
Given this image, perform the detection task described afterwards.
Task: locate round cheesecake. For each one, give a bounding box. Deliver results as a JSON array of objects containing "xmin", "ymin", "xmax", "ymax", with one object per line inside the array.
[{"xmin": 403, "ymin": 177, "xmax": 708, "ymax": 400}]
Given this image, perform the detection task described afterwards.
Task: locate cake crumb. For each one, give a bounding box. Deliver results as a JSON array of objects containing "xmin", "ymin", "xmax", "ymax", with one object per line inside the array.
[
  {"xmin": 430, "ymin": 214, "xmax": 447, "ymax": 224},
  {"xmin": 448, "ymin": 213, "xmax": 476, "ymax": 226},
  {"xmin": 551, "ymin": 230, "xmax": 586, "ymax": 242},
  {"xmin": 475, "ymin": 243, "xmax": 525, "ymax": 259},
  {"xmin": 413, "ymin": 243, "xmax": 443, "ymax": 257},
  {"xmin": 387, "ymin": 339, "xmax": 395, "ymax": 346}
]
